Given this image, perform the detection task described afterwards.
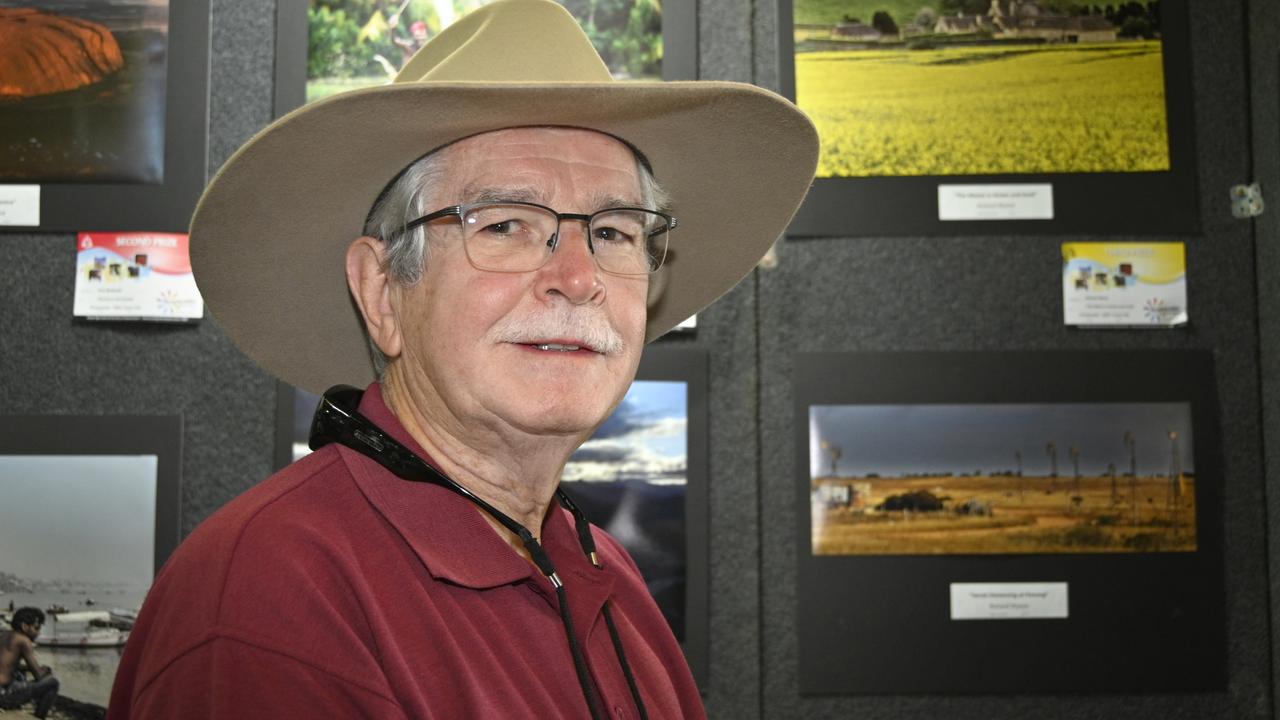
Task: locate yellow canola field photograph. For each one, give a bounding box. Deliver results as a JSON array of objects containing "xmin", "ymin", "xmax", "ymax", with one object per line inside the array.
[{"xmin": 796, "ymin": 41, "xmax": 1170, "ymax": 177}]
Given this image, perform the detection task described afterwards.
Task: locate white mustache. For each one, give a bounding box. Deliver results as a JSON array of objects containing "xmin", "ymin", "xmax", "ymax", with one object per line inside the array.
[{"xmin": 490, "ymin": 307, "xmax": 625, "ymax": 356}]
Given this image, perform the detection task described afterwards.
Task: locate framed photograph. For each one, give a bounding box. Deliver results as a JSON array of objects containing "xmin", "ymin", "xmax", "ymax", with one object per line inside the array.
[
  {"xmin": 0, "ymin": 414, "xmax": 183, "ymax": 711},
  {"xmin": 274, "ymin": 0, "xmax": 697, "ymax": 117},
  {"xmin": 778, "ymin": 0, "xmax": 1198, "ymax": 236},
  {"xmin": 0, "ymin": 0, "xmax": 210, "ymax": 232},
  {"xmin": 275, "ymin": 346, "xmax": 711, "ymax": 687},
  {"xmin": 795, "ymin": 351, "xmax": 1224, "ymax": 694}
]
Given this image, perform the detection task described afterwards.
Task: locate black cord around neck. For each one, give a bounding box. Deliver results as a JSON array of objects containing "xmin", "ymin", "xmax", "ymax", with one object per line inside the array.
[
  {"xmin": 309, "ymin": 386, "xmax": 648, "ymax": 720},
  {"xmin": 558, "ymin": 490, "xmax": 650, "ymax": 720}
]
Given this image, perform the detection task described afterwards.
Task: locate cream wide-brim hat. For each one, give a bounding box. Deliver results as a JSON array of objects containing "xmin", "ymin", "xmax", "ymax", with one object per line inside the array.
[{"xmin": 191, "ymin": 0, "xmax": 818, "ymax": 394}]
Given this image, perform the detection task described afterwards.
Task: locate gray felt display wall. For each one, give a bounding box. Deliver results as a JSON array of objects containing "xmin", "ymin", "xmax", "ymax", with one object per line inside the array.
[{"xmin": 2, "ymin": 0, "xmax": 1278, "ymax": 718}]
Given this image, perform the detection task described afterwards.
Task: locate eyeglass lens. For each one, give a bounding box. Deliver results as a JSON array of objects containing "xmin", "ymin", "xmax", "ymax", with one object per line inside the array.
[{"xmin": 458, "ymin": 203, "xmax": 668, "ymax": 275}]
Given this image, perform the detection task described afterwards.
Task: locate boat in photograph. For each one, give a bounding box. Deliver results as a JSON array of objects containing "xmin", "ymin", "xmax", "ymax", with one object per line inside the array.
[{"xmin": 40, "ymin": 611, "xmax": 130, "ymax": 648}]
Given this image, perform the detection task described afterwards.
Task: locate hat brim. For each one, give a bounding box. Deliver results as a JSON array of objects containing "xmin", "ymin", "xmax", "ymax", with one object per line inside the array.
[{"xmin": 191, "ymin": 81, "xmax": 818, "ymax": 394}]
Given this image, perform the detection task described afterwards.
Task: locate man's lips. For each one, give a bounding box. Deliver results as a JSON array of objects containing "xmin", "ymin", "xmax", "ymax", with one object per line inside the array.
[{"xmin": 512, "ymin": 339, "xmax": 602, "ymax": 354}]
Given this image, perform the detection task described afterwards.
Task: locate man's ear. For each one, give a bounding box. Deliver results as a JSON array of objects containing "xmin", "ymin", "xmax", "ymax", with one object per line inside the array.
[{"xmin": 346, "ymin": 237, "xmax": 402, "ymax": 361}]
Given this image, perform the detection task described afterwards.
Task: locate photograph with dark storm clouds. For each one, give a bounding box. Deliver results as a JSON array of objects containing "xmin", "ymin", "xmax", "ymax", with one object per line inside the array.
[
  {"xmin": 809, "ymin": 403, "xmax": 1196, "ymax": 556},
  {"xmin": 561, "ymin": 381, "xmax": 689, "ymax": 639},
  {"xmin": 293, "ymin": 381, "xmax": 691, "ymax": 638}
]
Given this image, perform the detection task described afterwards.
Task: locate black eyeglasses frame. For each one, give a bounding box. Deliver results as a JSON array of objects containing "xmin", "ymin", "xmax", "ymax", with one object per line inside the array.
[{"xmin": 400, "ymin": 200, "xmax": 677, "ymax": 276}]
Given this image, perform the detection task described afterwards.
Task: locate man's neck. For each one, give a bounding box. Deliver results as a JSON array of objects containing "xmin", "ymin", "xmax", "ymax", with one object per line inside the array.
[{"xmin": 379, "ymin": 371, "xmax": 584, "ymax": 549}]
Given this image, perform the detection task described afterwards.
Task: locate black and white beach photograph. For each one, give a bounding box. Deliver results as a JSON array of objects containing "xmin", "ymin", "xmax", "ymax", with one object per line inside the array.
[{"xmin": 0, "ymin": 454, "xmax": 157, "ymax": 711}]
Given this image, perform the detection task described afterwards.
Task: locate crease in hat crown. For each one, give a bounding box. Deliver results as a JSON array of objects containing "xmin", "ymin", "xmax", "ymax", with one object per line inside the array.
[{"xmin": 395, "ymin": 0, "xmax": 614, "ymax": 84}]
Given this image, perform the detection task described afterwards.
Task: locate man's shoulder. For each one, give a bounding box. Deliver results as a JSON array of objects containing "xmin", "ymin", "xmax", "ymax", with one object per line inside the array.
[
  {"xmin": 114, "ymin": 445, "xmax": 402, "ymax": 710},
  {"xmin": 139, "ymin": 446, "xmax": 361, "ymax": 630},
  {"xmin": 168, "ymin": 446, "xmax": 352, "ymax": 570}
]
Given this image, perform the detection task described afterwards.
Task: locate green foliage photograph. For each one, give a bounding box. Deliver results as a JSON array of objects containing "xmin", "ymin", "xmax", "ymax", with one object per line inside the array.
[{"xmin": 308, "ymin": 0, "xmax": 662, "ymax": 103}]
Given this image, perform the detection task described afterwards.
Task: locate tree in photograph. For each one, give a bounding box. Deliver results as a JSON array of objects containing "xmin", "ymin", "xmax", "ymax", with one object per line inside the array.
[
  {"xmin": 871, "ymin": 11, "xmax": 899, "ymax": 37},
  {"xmin": 1123, "ymin": 430, "xmax": 1136, "ymax": 476},
  {"xmin": 1037, "ymin": 0, "xmax": 1084, "ymax": 14},
  {"xmin": 308, "ymin": 0, "xmax": 441, "ymax": 81},
  {"xmin": 1167, "ymin": 430, "xmax": 1182, "ymax": 534},
  {"xmin": 1046, "ymin": 441, "xmax": 1058, "ymax": 491},
  {"xmin": 563, "ymin": 0, "xmax": 663, "ymax": 78},
  {"xmin": 1124, "ymin": 430, "xmax": 1138, "ymax": 525},
  {"xmin": 819, "ymin": 439, "xmax": 842, "ymax": 477},
  {"xmin": 1069, "ymin": 444, "xmax": 1081, "ymax": 493},
  {"xmin": 308, "ymin": 5, "xmax": 368, "ymax": 79},
  {"xmin": 914, "ymin": 6, "xmax": 938, "ymax": 30},
  {"xmin": 939, "ymin": 0, "xmax": 988, "ymax": 15},
  {"xmin": 1014, "ymin": 449, "xmax": 1024, "ymax": 501}
]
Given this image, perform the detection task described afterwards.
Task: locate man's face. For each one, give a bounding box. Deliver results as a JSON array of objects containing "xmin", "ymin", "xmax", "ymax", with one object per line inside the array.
[
  {"xmin": 20, "ymin": 621, "xmax": 41, "ymax": 641},
  {"xmin": 390, "ymin": 127, "xmax": 649, "ymax": 441}
]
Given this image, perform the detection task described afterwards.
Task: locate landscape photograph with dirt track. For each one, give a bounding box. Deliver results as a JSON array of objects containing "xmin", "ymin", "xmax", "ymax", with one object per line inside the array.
[{"xmin": 809, "ymin": 402, "xmax": 1196, "ymax": 555}]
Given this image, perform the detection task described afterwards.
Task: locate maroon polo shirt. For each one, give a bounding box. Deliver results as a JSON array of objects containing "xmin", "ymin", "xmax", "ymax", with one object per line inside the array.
[{"xmin": 108, "ymin": 385, "xmax": 704, "ymax": 719}]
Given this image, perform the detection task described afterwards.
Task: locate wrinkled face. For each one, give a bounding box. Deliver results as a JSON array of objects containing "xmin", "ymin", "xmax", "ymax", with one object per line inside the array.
[{"xmin": 392, "ymin": 127, "xmax": 649, "ymax": 441}]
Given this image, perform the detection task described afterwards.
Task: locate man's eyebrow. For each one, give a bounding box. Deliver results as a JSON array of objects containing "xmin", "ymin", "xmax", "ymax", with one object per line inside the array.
[
  {"xmin": 591, "ymin": 193, "xmax": 645, "ymax": 210},
  {"xmin": 459, "ymin": 186, "xmax": 644, "ymax": 210},
  {"xmin": 462, "ymin": 186, "xmax": 544, "ymax": 205}
]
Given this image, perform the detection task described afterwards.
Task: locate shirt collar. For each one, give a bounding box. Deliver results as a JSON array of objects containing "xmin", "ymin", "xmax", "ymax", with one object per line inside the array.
[{"xmin": 340, "ymin": 383, "xmax": 601, "ymax": 593}]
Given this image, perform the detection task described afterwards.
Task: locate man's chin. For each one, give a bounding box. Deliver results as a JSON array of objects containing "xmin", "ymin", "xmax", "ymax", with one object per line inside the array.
[{"xmin": 502, "ymin": 398, "xmax": 611, "ymax": 439}]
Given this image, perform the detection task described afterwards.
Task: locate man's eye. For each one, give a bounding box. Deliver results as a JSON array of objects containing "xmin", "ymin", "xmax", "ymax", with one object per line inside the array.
[
  {"xmin": 593, "ymin": 226, "xmax": 636, "ymax": 244},
  {"xmin": 486, "ymin": 220, "xmax": 516, "ymax": 234}
]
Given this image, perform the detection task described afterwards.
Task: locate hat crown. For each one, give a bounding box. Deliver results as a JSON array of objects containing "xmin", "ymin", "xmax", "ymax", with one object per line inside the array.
[{"xmin": 395, "ymin": 0, "xmax": 613, "ymax": 84}]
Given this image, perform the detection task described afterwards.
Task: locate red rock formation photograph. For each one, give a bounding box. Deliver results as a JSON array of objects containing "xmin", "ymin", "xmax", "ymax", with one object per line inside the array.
[{"xmin": 0, "ymin": 1, "xmax": 169, "ymax": 183}]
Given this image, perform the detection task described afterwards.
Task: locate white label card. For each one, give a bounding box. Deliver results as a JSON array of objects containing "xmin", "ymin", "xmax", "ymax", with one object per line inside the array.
[
  {"xmin": 0, "ymin": 185, "xmax": 40, "ymax": 226},
  {"xmin": 950, "ymin": 582, "xmax": 1068, "ymax": 620},
  {"xmin": 938, "ymin": 183, "xmax": 1053, "ymax": 221}
]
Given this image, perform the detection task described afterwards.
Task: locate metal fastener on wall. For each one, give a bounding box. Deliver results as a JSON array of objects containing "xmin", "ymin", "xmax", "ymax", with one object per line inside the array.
[{"xmin": 1230, "ymin": 183, "xmax": 1264, "ymax": 218}]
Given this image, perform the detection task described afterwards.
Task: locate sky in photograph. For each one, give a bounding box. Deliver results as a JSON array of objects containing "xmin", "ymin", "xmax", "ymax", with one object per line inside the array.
[
  {"xmin": 292, "ymin": 382, "xmax": 688, "ymax": 482},
  {"xmin": 0, "ymin": 1, "xmax": 171, "ymax": 32},
  {"xmin": 0, "ymin": 455, "xmax": 156, "ymax": 584},
  {"xmin": 809, "ymin": 403, "xmax": 1194, "ymax": 478},
  {"xmin": 564, "ymin": 381, "xmax": 687, "ymax": 484}
]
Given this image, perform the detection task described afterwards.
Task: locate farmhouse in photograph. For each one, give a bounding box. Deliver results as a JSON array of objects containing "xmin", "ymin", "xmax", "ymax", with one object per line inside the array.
[
  {"xmin": 934, "ymin": 13, "xmax": 993, "ymax": 34},
  {"xmin": 832, "ymin": 21, "xmax": 881, "ymax": 41},
  {"xmin": 933, "ymin": 0, "xmax": 1119, "ymax": 42},
  {"xmin": 811, "ymin": 478, "xmax": 873, "ymax": 509}
]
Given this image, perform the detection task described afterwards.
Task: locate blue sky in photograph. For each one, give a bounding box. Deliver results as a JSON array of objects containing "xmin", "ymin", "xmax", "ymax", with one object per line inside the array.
[
  {"xmin": 809, "ymin": 403, "xmax": 1194, "ymax": 478},
  {"xmin": 0, "ymin": 455, "xmax": 156, "ymax": 584},
  {"xmin": 564, "ymin": 381, "xmax": 688, "ymax": 483}
]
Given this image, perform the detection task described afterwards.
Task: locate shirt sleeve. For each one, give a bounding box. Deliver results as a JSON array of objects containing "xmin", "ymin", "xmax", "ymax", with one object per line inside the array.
[{"xmin": 128, "ymin": 632, "xmax": 409, "ymax": 720}]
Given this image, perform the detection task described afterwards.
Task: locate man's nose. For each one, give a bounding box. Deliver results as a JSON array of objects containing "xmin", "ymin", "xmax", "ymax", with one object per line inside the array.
[{"xmin": 537, "ymin": 221, "xmax": 604, "ymax": 305}]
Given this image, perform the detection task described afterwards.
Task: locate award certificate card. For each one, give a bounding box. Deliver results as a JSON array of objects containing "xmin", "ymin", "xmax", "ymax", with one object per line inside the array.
[
  {"xmin": 73, "ymin": 232, "xmax": 203, "ymax": 321},
  {"xmin": 1062, "ymin": 243, "xmax": 1186, "ymax": 327}
]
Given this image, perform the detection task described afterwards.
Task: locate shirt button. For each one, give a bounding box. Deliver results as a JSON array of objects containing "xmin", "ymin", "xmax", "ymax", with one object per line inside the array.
[{"xmin": 614, "ymin": 705, "xmax": 626, "ymax": 719}]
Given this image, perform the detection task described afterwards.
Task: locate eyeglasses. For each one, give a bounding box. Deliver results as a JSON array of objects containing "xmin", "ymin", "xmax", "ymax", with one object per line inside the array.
[{"xmin": 403, "ymin": 201, "xmax": 676, "ymax": 276}]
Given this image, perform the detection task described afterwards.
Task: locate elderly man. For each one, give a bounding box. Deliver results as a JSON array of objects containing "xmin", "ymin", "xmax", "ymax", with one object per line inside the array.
[{"xmin": 108, "ymin": 1, "xmax": 815, "ymax": 717}]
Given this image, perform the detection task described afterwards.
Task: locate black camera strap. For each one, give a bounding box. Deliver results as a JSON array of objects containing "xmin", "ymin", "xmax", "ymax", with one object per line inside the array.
[{"xmin": 309, "ymin": 385, "xmax": 648, "ymax": 720}]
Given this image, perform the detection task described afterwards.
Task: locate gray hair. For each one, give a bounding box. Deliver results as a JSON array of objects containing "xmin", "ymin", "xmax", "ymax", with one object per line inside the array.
[{"xmin": 360, "ymin": 143, "xmax": 671, "ymax": 378}]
